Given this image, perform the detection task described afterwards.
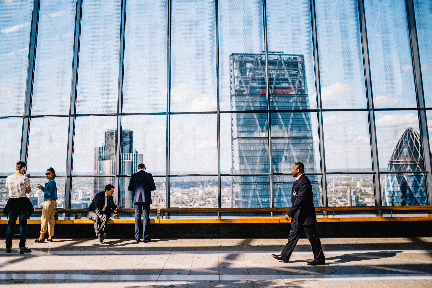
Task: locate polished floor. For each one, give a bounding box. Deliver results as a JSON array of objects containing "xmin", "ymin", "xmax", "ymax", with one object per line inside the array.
[{"xmin": 1, "ymin": 237, "xmax": 431, "ymax": 287}]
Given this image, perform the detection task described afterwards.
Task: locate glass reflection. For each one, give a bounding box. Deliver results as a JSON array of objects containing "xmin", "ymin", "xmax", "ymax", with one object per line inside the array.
[
  {"xmin": 170, "ymin": 176, "xmax": 217, "ymax": 208},
  {"xmin": 274, "ymin": 175, "xmax": 321, "ymax": 208},
  {"xmin": 0, "ymin": 119, "xmax": 22, "ymax": 175},
  {"xmin": 381, "ymin": 173, "xmax": 427, "ymax": 206},
  {"xmin": 327, "ymin": 174, "xmax": 374, "ymax": 207},
  {"xmin": 71, "ymin": 176, "xmax": 114, "ymax": 209}
]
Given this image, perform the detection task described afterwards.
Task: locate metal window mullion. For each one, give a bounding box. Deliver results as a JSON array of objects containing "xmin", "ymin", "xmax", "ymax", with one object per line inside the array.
[
  {"xmin": 405, "ymin": 0, "xmax": 432, "ymax": 205},
  {"xmin": 65, "ymin": 0, "xmax": 82, "ymax": 209},
  {"xmin": 358, "ymin": 0, "xmax": 381, "ymax": 206},
  {"xmin": 166, "ymin": 0, "xmax": 172, "ymax": 210},
  {"xmin": 263, "ymin": 0, "xmax": 273, "ymax": 212},
  {"xmin": 216, "ymin": 0, "xmax": 221, "ymax": 209},
  {"xmin": 115, "ymin": 0, "xmax": 127, "ymax": 205},
  {"xmin": 310, "ymin": 0, "xmax": 327, "ymax": 207},
  {"xmin": 21, "ymin": 0, "xmax": 40, "ymax": 162}
]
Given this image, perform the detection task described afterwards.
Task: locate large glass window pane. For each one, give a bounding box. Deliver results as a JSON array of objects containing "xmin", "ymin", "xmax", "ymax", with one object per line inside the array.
[
  {"xmin": 119, "ymin": 176, "xmax": 166, "ymax": 209},
  {"xmin": 0, "ymin": 0, "xmax": 33, "ymax": 116},
  {"xmin": 376, "ymin": 111, "xmax": 427, "ymax": 205},
  {"xmin": 365, "ymin": 0, "xmax": 417, "ymax": 108},
  {"xmin": 170, "ymin": 114, "xmax": 217, "ymax": 174},
  {"xmin": 123, "ymin": 0, "xmax": 167, "ymax": 113},
  {"xmin": 323, "ymin": 112, "xmax": 372, "ymax": 171},
  {"xmin": 0, "ymin": 119, "xmax": 22, "ymax": 175},
  {"xmin": 221, "ymin": 113, "xmax": 268, "ymax": 174},
  {"xmin": 274, "ymin": 175, "xmax": 322, "ymax": 208},
  {"xmin": 71, "ymin": 176, "xmax": 114, "ymax": 208},
  {"xmin": 267, "ymin": 0, "xmax": 317, "ymax": 110},
  {"xmin": 219, "ymin": 0, "xmax": 264, "ymax": 111},
  {"xmin": 73, "ymin": 116, "xmax": 117, "ymax": 175},
  {"xmin": 315, "ymin": 0, "xmax": 367, "ymax": 109},
  {"xmin": 222, "ymin": 175, "xmax": 270, "ymax": 208},
  {"xmin": 171, "ymin": 0, "xmax": 216, "ymax": 112},
  {"xmin": 121, "ymin": 115, "xmax": 166, "ymax": 175},
  {"xmin": 381, "ymin": 172, "xmax": 427, "ymax": 206},
  {"xmin": 76, "ymin": 0, "xmax": 121, "ymax": 114},
  {"xmin": 271, "ymin": 112, "xmax": 320, "ymax": 174},
  {"xmin": 414, "ymin": 0, "xmax": 432, "ymax": 107},
  {"xmin": 327, "ymin": 174, "xmax": 374, "ymax": 207},
  {"xmin": 27, "ymin": 117, "xmax": 69, "ymax": 175},
  {"xmin": 170, "ymin": 176, "xmax": 218, "ymax": 208},
  {"xmin": 32, "ymin": 0, "xmax": 76, "ymax": 115}
]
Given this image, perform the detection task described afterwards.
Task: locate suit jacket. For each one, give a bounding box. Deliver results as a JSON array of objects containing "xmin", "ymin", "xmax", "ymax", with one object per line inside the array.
[
  {"xmin": 287, "ymin": 174, "xmax": 316, "ymax": 226},
  {"xmin": 128, "ymin": 170, "xmax": 156, "ymax": 204},
  {"xmin": 87, "ymin": 191, "xmax": 117, "ymax": 218}
]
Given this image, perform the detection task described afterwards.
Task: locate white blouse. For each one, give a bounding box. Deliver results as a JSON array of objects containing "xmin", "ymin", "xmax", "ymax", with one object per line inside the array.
[{"xmin": 5, "ymin": 174, "xmax": 30, "ymax": 198}]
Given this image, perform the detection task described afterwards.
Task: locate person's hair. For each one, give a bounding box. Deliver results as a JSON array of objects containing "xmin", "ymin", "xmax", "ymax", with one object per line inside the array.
[
  {"xmin": 138, "ymin": 163, "xmax": 146, "ymax": 169},
  {"xmin": 294, "ymin": 162, "xmax": 304, "ymax": 173},
  {"xmin": 16, "ymin": 161, "xmax": 27, "ymax": 171},
  {"xmin": 47, "ymin": 167, "xmax": 56, "ymax": 178},
  {"xmin": 105, "ymin": 184, "xmax": 115, "ymax": 191}
]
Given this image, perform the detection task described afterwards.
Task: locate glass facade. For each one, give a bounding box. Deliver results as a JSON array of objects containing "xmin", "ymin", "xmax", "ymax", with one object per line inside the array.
[{"xmin": 0, "ymin": 0, "xmax": 431, "ymax": 209}]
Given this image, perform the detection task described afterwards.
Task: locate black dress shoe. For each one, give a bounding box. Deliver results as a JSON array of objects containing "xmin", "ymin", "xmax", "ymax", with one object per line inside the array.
[
  {"xmin": 143, "ymin": 238, "xmax": 151, "ymax": 243},
  {"xmin": 135, "ymin": 239, "xmax": 140, "ymax": 243},
  {"xmin": 20, "ymin": 247, "xmax": 32, "ymax": 254},
  {"xmin": 307, "ymin": 258, "xmax": 325, "ymax": 265},
  {"xmin": 272, "ymin": 254, "xmax": 288, "ymax": 262}
]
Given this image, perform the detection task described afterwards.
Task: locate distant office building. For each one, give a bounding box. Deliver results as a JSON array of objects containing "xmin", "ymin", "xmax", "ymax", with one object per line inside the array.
[
  {"xmin": 94, "ymin": 129, "xmax": 143, "ymax": 207},
  {"xmin": 384, "ymin": 128, "xmax": 427, "ymax": 206},
  {"xmin": 230, "ymin": 53, "xmax": 319, "ymax": 208}
]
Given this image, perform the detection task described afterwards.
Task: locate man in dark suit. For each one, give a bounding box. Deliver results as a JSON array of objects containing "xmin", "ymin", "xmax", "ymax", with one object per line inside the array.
[
  {"xmin": 272, "ymin": 162, "xmax": 325, "ymax": 265},
  {"xmin": 128, "ymin": 163, "xmax": 156, "ymax": 243},
  {"xmin": 87, "ymin": 184, "xmax": 122, "ymax": 243}
]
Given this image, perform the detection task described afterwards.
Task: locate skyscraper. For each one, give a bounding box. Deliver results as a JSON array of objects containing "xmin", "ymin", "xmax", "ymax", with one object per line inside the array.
[
  {"xmin": 384, "ymin": 127, "xmax": 427, "ymax": 206},
  {"xmin": 94, "ymin": 129, "xmax": 143, "ymax": 207},
  {"xmin": 230, "ymin": 53, "xmax": 319, "ymax": 208}
]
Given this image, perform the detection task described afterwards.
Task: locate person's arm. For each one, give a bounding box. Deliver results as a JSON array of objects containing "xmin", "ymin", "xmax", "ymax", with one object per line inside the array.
[
  {"xmin": 287, "ymin": 181, "xmax": 309, "ymax": 218},
  {"xmin": 24, "ymin": 177, "xmax": 31, "ymax": 194},
  {"xmin": 41, "ymin": 180, "xmax": 56, "ymax": 197},
  {"xmin": 128, "ymin": 175, "xmax": 134, "ymax": 192},
  {"xmin": 93, "ymin": 194, "xmax": 103, "ymax": 219},
  {"xmin": 150, "ymin": 175, "xmax": 156, "ymax": 191}
]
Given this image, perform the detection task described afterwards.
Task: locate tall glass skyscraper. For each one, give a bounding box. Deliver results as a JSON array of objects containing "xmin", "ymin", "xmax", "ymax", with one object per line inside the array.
[
  {"xmin": 230, "ymin": 53, "xmax": 319, "ymax": 208},
  {"xmin": 384, "ymin": 128, "xmax": 427, "ymax": 206}
]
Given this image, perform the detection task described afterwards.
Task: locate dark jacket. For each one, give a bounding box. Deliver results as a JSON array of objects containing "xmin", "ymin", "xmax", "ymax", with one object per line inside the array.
[
  {"xmin": 3, "ymin": 197, "xmax": 34, "ymax": 218},
  {"xmin": 87, "ymin": 191, "xmax": 117, "ymax": 218},
  {"xmin": 128, "ymin": 170, "xmax": 156, "ymax": 204},
  {"xmin": 287, "ymin": 174, "xmax": 316, "ymax": 226}
]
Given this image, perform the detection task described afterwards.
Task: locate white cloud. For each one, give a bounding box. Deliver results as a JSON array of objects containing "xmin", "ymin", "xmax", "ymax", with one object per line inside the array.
[
  {"xmin": 422, "ymin": 64, "xmax": 430, "ymax": 71},
  {"xmin": 375, "ymin": 113, "xmax": 418, "ymax": 127},
  {"xmin": 49, "ymin": 11, "xmax": 64, "ymax": 18},
  {"xmin": 402, "ymin": 64, "xmax": 412, "ymax": 72},
  {"xmin": 373, "ymin": 95, "xmax": 400, "ymax": 107},
  {"xmin": 321, "ymin": 82, "xmax": 355, "ymax": 102},
  {"xmin": 1, "ymin": 22, "xmax": 31, "ymax": 34},
  {"xmin": 171, "ymin": 83, "xmax": 215, "ymax": 111},
  {"xmin": 323, "ymin": 115, "xmax": 350, "ymax": 126},
  {"xmin": 354, "ymin": 136, "xmax": 370, "ymax": 145},
  {"xmin": 428, "ymin": 75, "xmax": 432, "ymax": 82}
]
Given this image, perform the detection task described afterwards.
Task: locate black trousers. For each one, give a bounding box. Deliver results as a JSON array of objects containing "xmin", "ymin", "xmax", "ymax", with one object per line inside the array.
[
  {"xmin": 281, "ymin": 223, "xmax": 324, "ymax": 262},
  {"xmin": 134, "ymin": 202, "xmax": 150, "ymax": 241},
  {"xmin": 6, "ymin": 210, "xmax": 27, "ymax": 249}
]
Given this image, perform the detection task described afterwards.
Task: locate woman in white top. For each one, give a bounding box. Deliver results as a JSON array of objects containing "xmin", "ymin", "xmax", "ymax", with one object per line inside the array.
[{"xmin": 4, "ymin": 161, "xmax": 32, "ymax": 254}]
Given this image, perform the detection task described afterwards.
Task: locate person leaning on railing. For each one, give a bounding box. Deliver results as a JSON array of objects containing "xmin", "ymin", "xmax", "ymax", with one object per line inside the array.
[
  {"xmin": 4, "ymin": 161, "xmax": 33, "ymax": 254},
  {"xmin": 35, "ymin": 167, "xmax": 58, "ymax": 243}
]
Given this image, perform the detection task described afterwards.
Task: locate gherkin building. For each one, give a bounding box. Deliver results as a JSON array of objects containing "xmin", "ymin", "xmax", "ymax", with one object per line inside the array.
[{"xmin": 384, "ymin": 128, "xmax": 427, "ymax": 206}]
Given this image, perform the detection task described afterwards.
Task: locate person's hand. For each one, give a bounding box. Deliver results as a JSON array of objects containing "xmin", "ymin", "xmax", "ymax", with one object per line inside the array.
[
  {"xmin": 284, "ymin": 214, "xmax": 291, "ymax": 221},
  {"xmin": 99, "ymin": 217, "xmax": 103, "ymax": 222},
  {"xmin": 117, "ymin": 206, "xmax": 122, "ymax": 211},
  {"xmin": 37, "ymin": 184, "xmax": 43, "ymax": 189}
]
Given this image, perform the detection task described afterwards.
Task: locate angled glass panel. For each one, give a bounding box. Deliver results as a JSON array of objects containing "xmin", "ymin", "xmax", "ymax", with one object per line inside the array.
[
  {"xmin": 120, "ymin": 115, "xmax": 166, "ymax": 175},
  {"xmin": 32, "ymin": 0, "xmax": 76, "ymax": 115},
  {"xmin": 71, "ymin": 176, "xmax": 114, "ymax": 208},
  {"xmin": 170, "ymin": 176, "xmax": 218, "ymax": 208},
  {"xmin": 30, "ymin": 176, "xmax": 65, "ymax": 208},
  {"xmin": 428, "ymin": 110, "xmax": 432, "ymax": 155},
  {"xmin": 76, "ymin": 0, "xmax": 121, "ymax": 114},
  {"xmin": 315, "ymin": 0, "xmax": 366, "ymax": 109},
  {"xmin": 73, "ymin": 116, "xmax": 117, "ymax": 175},
  {"xmin": 274, "ymin": 175, "xmax": 322, "ymax": 208},
  {"xmin": 327, "ymin": 174, "xmax": 374, "ymax": 207},
  {"xmin": 171, "ymin": 0, "xmax": 216, "ymax": 112},
  {"xmin": 27, "ymin": 117, "xmax": 68, "ymax": 176},
  {"xmin": 267, "ymin": 0, "xmax": 317, "ymax": 110},
  {"xmin": 271, "ymin": 112, "xmax": 320, "ymax": 174},
  {"xmin": 123, "ymin": 0, "xmax": 167, "ymax": 113},
  {"xmin": 219, "ymin": 0, "xmax": 264, "ymax": 111},
  {"xmin": 323, "ymin": 112, "xmax": 372, "ymax": 172},
  {"xmin": 227, "ymin": 175, "xmax": 270, "ymax": 208},
  {"xmin": 414, "ymin": 0, "xmax": 432, "ymax": 107},
  {"xmin": 0, "ymin": 0, "xmax": 33, "ymax": 116},
  {"xmin": 119, "ymin": 176, "xmax": 166, "ymax": 209},
  {"xmin": 170, "ymin": 114, "xmax": 217, "ymax": 174},
  {"xmin": 381, "ymin": 172, "xmax": 427, "ymax": 206},
  {"xmin": 0, "ymin": 119, "xmax": 22, "ymax": 175},
  {"xmin": 221, "ymin": 113, "xmax": 269, "ymax": 174},
  {"xmin": 365, "ymin": 0, "xmax": 417, "ymax": 109}
]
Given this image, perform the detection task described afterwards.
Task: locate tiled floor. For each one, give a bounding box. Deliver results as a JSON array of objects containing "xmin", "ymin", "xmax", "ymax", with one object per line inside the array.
[{"xmin": 1, "ymin": 237, "xmax": 431, "ymax": 287}]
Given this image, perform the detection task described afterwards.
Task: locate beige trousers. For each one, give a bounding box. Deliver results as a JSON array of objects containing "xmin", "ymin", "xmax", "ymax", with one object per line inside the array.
[{"xmin": 40, "ymin": 200, "xmax": 57, "ymax": 237}]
